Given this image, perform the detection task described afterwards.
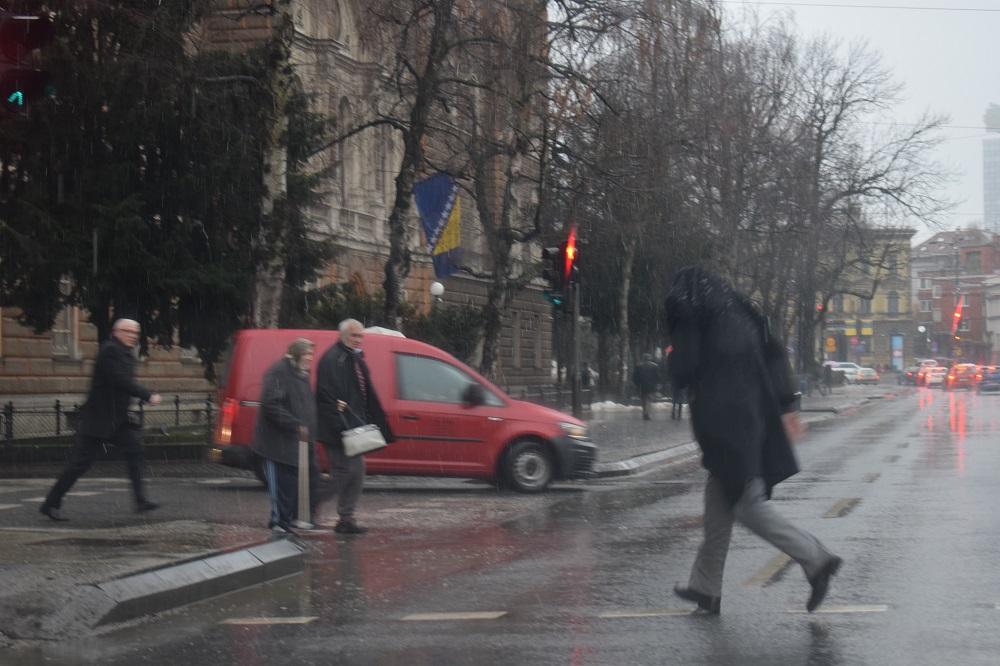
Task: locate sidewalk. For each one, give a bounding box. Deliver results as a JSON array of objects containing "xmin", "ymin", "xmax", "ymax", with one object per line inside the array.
[{"xmin": 0, "ymin": 510, "xmax": 302, "ymax": 643}]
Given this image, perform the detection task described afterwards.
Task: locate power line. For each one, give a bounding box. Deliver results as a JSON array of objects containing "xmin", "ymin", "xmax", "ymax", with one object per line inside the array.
[{"xmin": 721, "ymin": 1, "xmax": 1000, "ymax": 13}]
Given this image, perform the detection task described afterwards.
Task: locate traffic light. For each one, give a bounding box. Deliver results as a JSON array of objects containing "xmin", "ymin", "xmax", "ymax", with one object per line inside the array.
[
  {"xmin": 563, "ymin": 224, "xmax": 579, "ymax": 287},
  {"xmin": 0, "ymin": 11, "xmax": 54, "ymax": 112},
  {"xmin": 542, "ymin": 245, "xmax": 564, "ymax": 306},
  {"xmin": 949, "ymin": 294, "xmax": 964, "ymax": 337}
]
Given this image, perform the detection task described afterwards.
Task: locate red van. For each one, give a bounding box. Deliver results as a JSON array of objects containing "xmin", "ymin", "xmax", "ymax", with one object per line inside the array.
[{"xmin": 209, "ymin": 329, "xmax": 596, "ymax": 492}]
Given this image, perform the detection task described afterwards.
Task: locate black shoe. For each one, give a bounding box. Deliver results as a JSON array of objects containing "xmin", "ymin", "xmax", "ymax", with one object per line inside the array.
[
  {"xmin": 674, "ymin": 585, "xmax": 721, "ymax": 614},
  {"xmin": 807, "ymin": 556, "xmax": 843, "ymax": 612},
  {"xmin": 334, "ymin": 520, "xmax": 368, "ymax": 535},
  {"xmin": 40, "ymin": 504, "xmax": 69, "ymax": 522},
  {"xmin": 136, "ymin": 500, "xmax": 160, "ymax": 514}
]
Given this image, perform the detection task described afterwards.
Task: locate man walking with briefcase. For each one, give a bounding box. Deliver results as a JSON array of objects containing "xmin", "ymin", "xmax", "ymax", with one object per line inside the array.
[{"xmin": 316, "ymin": 318, "xmax": 394, "ymax": 535}]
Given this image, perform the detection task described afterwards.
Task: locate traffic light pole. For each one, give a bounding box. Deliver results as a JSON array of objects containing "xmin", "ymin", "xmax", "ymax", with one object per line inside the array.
[{"xmin": 571, "ymin": 280, "xmax": 581, "ymax": 418}]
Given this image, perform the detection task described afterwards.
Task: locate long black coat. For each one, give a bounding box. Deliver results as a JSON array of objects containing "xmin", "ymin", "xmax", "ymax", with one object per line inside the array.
[
  {"xmin": 77, "ymin": 338, "xmax": 152, "ymax": 439},
  {"xmin": 665, "ymin": 267, "xmax": 800, "ymax": 505},
  {"xmin": 251, "ymin": 357, "xmax": 317, "ymax": 468},
  {"xmin": 315, "ymin": 342, "xmax": 394, "ymax": 447}
]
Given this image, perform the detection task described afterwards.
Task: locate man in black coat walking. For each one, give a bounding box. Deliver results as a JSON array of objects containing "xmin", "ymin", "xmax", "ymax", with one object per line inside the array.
[
  {"xmin": 40, "ymin": 319, "xmax": 162, "ymax": 521},
  {"xmin": 633, "ymin": 354, "xmax": 660, "ymax": 420},
  {"xmin": 252, "ymin": 338, "xmax": 318, "ymax": 533},
  {"xmin": 666, "ymin": 267, "xmax": 842, "ymax": 614},
  {"xmin": 315, "ymin": 319, "xmax": 394, "ymax": 535}
]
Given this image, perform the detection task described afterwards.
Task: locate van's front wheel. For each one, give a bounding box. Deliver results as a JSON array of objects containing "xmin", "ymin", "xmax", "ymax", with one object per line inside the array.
[{"xmin": 503, "ymin": 440, "xmax": 553, "ymax": 493}]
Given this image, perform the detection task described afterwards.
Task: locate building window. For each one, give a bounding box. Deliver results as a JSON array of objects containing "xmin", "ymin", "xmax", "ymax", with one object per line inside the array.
[
  {"xmin": 920, "ymin": 300, "xmax": 932, "ymax": 312},
  {"xmin": 51, "ymin": 277, "xmax": 79, "ymax": 358},
  {"xmin": 920, "ymin": 278, "xmax": 932, "ymax": 290},
  {"xmin": 958, "ymin": 318, "xmax": 971, "ymax": 333},
  {"xmin": 888, "ymin": 292, "xmax": 899, "ymax": 315},
  {"xmin": 932, "ymin": 285, "xmax": 941, "ymax": 298},
  {"xmin": 858, "ymin": 298, "xmax": 872, "ymax": 315},
  {"xmin": 933, "ymin": 309, "xmax": 942, "ymax": 323},
  {"xmin": 965, "ymin": 251, "xmax": 981, "ymax": 274}
]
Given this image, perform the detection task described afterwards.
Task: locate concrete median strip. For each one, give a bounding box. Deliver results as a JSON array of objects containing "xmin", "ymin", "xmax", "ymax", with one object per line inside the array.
[{"xmin": 92, "ymin": 538, "xmax": 306, "ymax": 626}]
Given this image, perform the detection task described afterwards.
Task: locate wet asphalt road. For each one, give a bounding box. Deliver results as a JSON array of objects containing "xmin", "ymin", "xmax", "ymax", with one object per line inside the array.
[{"xmin": 10, "ymin": 386, "xmax": 1000, "ymax": 665}]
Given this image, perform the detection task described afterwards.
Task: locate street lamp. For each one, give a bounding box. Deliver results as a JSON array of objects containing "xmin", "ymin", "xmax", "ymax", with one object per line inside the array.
[{"xmin": 430, "ymin": 281, "xmax": 444, "ymax": 304}]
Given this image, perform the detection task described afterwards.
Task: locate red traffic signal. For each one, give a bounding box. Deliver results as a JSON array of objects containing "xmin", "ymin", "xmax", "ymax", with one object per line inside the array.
[{"xmin": 563, "ymin": 225, "xmax": 578, "ymax": 285}]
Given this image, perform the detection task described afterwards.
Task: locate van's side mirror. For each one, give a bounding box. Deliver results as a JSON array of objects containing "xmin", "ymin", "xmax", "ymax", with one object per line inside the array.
[{"xmin": 462, "ymin": 383, "xmax": 486, "ymax": 408}]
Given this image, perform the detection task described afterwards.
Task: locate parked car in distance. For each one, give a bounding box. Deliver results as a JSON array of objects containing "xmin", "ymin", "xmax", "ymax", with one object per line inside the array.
[
  {"xmin": 977, "ymin": 367, "xmax": 1000, "ymax": 394},
  {"xmin": 856, "ymin": 367, "xmax": 880, "ymax": 385},
  {"xmin": 916, "ymin": 360, "xmax": 938, "ymax": 386},
  {"xmin": 945, "ymin": 363, "xmax": 979, "ymax": 391},
  {"xmin": 210, "ymin": 328, "xmax": 597, "ymax": 493},
  {"xmin": 925, "ymin": 366, "xmax": 948, "ymax": 387},
  {"xmin": 830, "ymin": 362, "xmax": 863, "ymax": 384},
  {"xmin": 899, "ymin": 366, "xmax": 920, "ymax": 385}
]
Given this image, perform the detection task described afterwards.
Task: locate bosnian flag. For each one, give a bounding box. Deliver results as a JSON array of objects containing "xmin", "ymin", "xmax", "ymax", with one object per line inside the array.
[{"xmin": 414, "ymin": 172, "xmax": 463, "ymax": 278}]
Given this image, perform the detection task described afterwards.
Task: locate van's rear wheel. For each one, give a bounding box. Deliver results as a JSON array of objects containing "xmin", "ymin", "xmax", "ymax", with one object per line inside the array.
[{"xmin": 503, "ymin": 440, "xmax": 553, "ymax": 493}]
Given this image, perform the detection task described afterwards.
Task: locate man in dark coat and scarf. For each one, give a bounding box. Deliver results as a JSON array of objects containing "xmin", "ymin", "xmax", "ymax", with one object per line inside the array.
[{"xmin": 666, "ymin": 267, "xmax": 842, "ymax": 614}]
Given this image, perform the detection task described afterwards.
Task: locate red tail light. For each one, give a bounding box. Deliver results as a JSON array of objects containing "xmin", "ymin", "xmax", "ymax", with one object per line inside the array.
[{"xmin": 217, "ymin": 398, "xmax": 238, "ymax": 445}]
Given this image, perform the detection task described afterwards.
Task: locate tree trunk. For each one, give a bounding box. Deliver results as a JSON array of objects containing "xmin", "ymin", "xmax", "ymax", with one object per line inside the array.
[{"xmin": 616, "ymin": 238, "xmax": 637, "ymax": 398}]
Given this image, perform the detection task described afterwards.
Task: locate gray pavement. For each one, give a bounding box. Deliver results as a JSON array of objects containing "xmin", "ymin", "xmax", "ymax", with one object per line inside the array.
[
  {"xmin": 0, "ymin": 382, "xmax": 904, "ymax": 649},
  {"xmin": 5, "ymin": 384, "xmax": 998, "ymax": 664}
]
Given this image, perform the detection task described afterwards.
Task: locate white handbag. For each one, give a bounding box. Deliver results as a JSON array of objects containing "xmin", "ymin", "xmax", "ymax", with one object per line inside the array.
[
  {"xmin": 341, "ymin": 423, "xmax": 387, "ymax": 457},
  {"xmin": 339, "ymin": 408, "xmax": 387, "ymax": 457}
]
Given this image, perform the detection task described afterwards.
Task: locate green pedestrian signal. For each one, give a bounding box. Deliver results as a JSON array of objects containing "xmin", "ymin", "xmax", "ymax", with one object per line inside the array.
[{"xmin": 7, "ymin": 90, "xmax": 22, "ymax": 106}]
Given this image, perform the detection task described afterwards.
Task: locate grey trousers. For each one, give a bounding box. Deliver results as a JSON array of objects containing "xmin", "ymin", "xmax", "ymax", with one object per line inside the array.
[
  {"xmin": 324, "ymin": 441, "xmax": 365, "ymax": 520},
  {"xmin": 688, "ymin": 475, "xmax": 833, "ymax": 597}
]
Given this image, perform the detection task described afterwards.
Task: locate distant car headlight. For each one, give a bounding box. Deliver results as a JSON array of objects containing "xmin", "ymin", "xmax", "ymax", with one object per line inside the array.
[{"xmin": 559, "ymin": 422, "xmax": 590, "ymax": 440}]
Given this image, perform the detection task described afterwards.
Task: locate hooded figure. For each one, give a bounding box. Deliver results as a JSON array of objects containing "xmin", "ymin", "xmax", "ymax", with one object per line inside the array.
[
  {"xmin": 666, "ymin": 266, "xmax": 842, "ymax": 614},
  {"xmin": 665, "ymin": 266, "xmax": 800, "ymax": 504}
]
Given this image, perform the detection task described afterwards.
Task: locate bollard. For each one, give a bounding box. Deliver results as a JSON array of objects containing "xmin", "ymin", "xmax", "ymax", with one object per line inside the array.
[
  {"xmin": 174, "ymin": 395, "xmax": 181, "ymax": 427},
  {"xmin": 3, "ymin": 402, "xmax": 13, "ymax": 441},
  {"xmin": 55, "ymin": 399, "xmax": 62, "ymax": 436},
  {"xmin": 291, "ymin": 438, "xmax": 314, "ymax": 530}
]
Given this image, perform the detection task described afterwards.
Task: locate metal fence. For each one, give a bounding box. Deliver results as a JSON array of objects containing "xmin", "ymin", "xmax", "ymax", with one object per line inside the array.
[
  {"xmin": 507, "ymin": 385, "xmax": 595, "ymax": 411},
  {"xmin": 1, "ymin": 396, "xmax": 215, "ymax": 442}
]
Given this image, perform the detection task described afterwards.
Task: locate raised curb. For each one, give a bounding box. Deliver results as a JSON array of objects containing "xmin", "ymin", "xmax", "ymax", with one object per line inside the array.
[
  {"xmin": 594, "ymin": 442, "xmax": 700, "ymax": 478},
  {"xmin": 93, "ymin": 538, "xmax": 305, "ymax": 626}
]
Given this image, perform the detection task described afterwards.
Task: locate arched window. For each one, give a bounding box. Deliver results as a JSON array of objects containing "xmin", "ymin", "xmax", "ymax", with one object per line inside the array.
[{"xmin": 338, "ymin": 97, "xmax": 352, "ymax": 201}]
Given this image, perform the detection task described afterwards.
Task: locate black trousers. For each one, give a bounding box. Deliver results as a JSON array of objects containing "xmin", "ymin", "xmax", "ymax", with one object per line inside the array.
[
  {"xmin": 264, "ymin": 457, "xmax": 320, "ymax": 529},
  {"xmin": 44, "ymin": 427, "xmax": 147, "ymax": 509}
]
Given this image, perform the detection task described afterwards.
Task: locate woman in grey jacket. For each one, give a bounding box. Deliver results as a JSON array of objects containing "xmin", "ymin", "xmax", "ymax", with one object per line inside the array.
[{"xmin": 252, "ymin": 338, "xmax": 317, "ymax": 533}]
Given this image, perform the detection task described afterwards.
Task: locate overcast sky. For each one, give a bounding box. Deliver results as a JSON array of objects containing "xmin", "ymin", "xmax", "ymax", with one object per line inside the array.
[{"xmin": 720, "ymin": 0, "xmax": 999, "ymax": 242}]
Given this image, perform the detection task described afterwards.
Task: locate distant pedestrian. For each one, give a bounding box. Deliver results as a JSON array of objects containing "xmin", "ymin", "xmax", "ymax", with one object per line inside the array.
[
  {"xmin": 823, "ymin": 363, "xmax": 833, "ymax": 392},
  {"xmin": 315, "ymin": 319, "xmax": 394, "ymax": 535},
  {"xmin": 580, "ymin": 362, "xmax": 593, "ymax": 389},
  {"xmin": 252, "ymin": 338, "xmax": 318, "ymax": 534},
  {"xmin": 633, "ymin": 354, "xmax": 660, "ymax": 420},
  {"xmin": 666, "ymin": 267, "xmax": 842, "ymax": 614},
  {"xmin": 40, "ymin": 318, "xmax": 162, "ymax": 521},
  {"xmin": 667, "ymin": 352, "xmax": 685, "ymax": 420}
]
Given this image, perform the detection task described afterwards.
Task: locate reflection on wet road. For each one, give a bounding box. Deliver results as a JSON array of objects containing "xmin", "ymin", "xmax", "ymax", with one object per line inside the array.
[{"xmin": 12, "ymin": 388, "xmax": 1000, "ymax": 665}]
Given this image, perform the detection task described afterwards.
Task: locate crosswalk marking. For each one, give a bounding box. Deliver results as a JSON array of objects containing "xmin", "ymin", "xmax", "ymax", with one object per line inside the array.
[
  {"xmin": 220, "ymin": 617, "xmax": 318, "ymax": 625},
  {"xmin": 0, "ymin": 504, "xmax": 20, "ymax": 511},
  {"xmin": 66, "ymin": 491, "xmax": 101, "ymax": 497},
  {"xmin": 598, "ymin": 609, "xmax": 692, "ymax": 618},
  {"xmin": 23, "ymin": 496, "xmax": 48, "ymax": 502},
  {"xmin": 401, "ymin": 611, "xmax": 507, "ymax": 621},
  {"xmin": 824, "ymin": 497, "xmax": 861, "ymax": 518},
  {"xmin": 787, "ymin": 604, "xmax": 889, "ymax": 615},
  {"xmin": 745, "ymin": 553, "xmax": 792, "ymax": 586}
]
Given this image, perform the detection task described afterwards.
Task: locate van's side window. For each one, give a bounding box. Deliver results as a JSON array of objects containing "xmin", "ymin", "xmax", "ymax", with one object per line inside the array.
[{"xmin": 396, "ymin": 354, "xmax": 502, "ymax": 406}]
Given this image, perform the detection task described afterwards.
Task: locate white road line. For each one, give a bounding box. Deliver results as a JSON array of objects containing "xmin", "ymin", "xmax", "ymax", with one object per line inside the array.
[
  {"xmin": 197, "ymin": 479, "xmax": 234, "ymax": 485},
  {"xmin": 745, "ymin": 553, "xmax": 792, "ymax": 587},
  {"xmin": 66, "ymin": 491, "xmax": 101, "ymax": 497},
  {"xmin": 0, "ymin": 504, "xmax": 20, "ymax": 511},
  {"xmin": 23, "ymin": 496, "xmax": 48, "ymax": 502},
  {"xmin": 401, "ymin": 611, "xmax": 507, "ymax": 621},
  {"xmin": 220, "ymin": 617, "xmax": 318, "ymax": 625},
  {"xmin": 598, "ymin": 609, "xmax": 693, "ymax": 619},
  {"xmin": 787, "ymin": 604, "xmax": 890, "ymax": 614}
]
